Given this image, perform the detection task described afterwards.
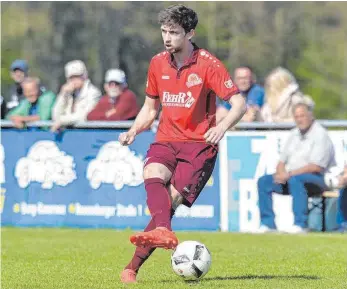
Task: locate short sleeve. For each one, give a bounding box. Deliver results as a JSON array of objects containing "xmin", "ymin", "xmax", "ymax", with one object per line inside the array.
[
  {"xmin": 206, "ymin": 62, "xmax": 239, "ymax": 101},
  {"xmin": 145, "ymin": 58, "xmax": 159, "ymax": 99},
  {"xmin": 247, "ymin": 85, "xmax": 265, "ymax": 107},
  {"xmin": 309, "ymin": 135, "xmax": 334, "ymax": 169}
]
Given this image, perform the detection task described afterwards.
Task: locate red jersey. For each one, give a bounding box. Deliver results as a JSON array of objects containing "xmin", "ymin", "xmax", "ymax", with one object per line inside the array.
[{"xmin": 146, "ymin": 44, "xmax": 239, "ymax": 142}]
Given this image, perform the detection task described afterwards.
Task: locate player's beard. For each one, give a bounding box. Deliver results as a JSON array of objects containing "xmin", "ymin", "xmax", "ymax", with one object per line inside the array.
[{"xmin": 165, "ymin": 44, "xmax": 183, "ymax": 54}]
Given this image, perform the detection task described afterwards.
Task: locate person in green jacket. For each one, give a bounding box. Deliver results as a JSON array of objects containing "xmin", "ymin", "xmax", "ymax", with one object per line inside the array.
[{"xmin": 6, "ymin": 77, "xmax": 56, "ymax": 129}]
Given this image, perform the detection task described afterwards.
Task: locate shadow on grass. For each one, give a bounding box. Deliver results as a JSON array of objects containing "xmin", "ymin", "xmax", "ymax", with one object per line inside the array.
[{"xmin": 161, "ymin": 274, "xmax": 320, "ymax": 283}]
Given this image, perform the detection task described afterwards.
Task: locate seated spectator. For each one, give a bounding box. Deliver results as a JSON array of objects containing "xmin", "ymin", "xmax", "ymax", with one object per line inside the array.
[
  {"xmin": 6, "ymin": 77, "xmax": 56, "ymax": 129},
  {"xmin": 216, "ymin": 66, "xmax": 264, "ymax": 123},
  {"xmin": 52, "ymin": 60, "xmax": 101, "ymax": 132},
  {"xmin": 6, "ymin": 59, "xmax": 29, "ymax": 110},
  {"xmin": 87, "ymin": 69, "xmax": 139, "ymax": 121},
  {"xmin": 261, "ymin": 67, "xmax": 313, "ymax": 123},
  {"xmin": 256, "ymin": 101, "xmax": 335, "ymax": 234}
]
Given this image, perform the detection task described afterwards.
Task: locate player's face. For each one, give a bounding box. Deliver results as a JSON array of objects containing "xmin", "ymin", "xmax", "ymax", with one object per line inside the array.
[
  {"xmin": 234, "ymin": 68, "xmax": 252, "ymax": 92},
  {"xmin": 294, "ymin": 105, "xmax": 313, "ymax": 132},
  {"xmin": 161, "ymin": 24, "xmax": 188, "ymax": 54}
]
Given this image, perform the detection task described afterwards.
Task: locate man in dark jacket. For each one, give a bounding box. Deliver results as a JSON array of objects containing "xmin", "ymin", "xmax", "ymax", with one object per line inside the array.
[{"xmin": 6, "ymin": 59, "xmax": 29, "ymax": 111}]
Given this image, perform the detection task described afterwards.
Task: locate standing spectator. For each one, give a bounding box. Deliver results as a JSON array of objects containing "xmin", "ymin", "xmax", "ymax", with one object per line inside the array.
[
  {"xmin": 261, "ymin": 67, "xmax": 313, "ymax": 123},
  {"xmin": 256, "ymin": 101, "xmax": 335, "ymax": 233},
  {"xmin": 6, "ymin": 59, "xmax": 29, "ymax": 110},
  {"xmin": 6, "ymin": 77, "xmax": 56, "ymax": 129},
  {"xmin": 51, "ymin": 60, "xmax": 101, "ymax": 131},
  {"xmin": 216, "ymin": 66, "xmax": 264, "ymax": 123},
  {"xmin": 87, "ymin": 69, "xmax": 139, "ymax": 121}
]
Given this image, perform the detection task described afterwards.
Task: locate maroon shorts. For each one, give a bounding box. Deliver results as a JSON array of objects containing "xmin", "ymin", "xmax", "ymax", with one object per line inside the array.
[{"xmin": 144, "ymin": 142, "xmax": 218, "ymax": 207}]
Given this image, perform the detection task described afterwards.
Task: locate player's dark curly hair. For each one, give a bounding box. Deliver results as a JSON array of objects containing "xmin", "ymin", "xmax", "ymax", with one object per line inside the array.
[{"xmin": 158, "ymin": 4, "xmax": 198, "ymax": 33}]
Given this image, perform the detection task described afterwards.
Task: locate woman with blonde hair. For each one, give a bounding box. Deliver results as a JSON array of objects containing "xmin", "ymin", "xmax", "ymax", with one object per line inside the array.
[{"xmin": 261, "ymin": 67, "xmax": 314, "ymax": 122}]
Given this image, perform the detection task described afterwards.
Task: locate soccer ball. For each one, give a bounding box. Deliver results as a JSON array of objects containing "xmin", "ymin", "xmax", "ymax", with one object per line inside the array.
[{"xmin": 171, "ymin": 241, "xmax": 211, "ymax": 280}]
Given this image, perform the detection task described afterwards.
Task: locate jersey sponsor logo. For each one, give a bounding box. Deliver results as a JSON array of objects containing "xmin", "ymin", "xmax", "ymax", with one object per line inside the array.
[
  {"xmin": 162, "ymin": 75, "xmax": 170, "ymax": 80},
  {"xmin": 186, "ymin": 73, "xmax": 202, "ymax": 88},
  {"xmin": 224, "ymin": 79, "xmax": 234, "ymax": 89},
  {"xmin": 162, "ymin": 91, "xmax": 195, "ymax": 108}
]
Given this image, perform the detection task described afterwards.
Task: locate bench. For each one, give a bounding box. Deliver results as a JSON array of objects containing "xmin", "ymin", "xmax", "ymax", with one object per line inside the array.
[{"xmin": 309, "ymin": 191, "xmax": 340, "ymax": 232}]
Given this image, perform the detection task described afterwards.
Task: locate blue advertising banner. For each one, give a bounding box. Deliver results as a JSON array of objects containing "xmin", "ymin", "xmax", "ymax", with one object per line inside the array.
[{"xmin": 1, "ymin": 129, "xmax": 220, "ymax": 231}]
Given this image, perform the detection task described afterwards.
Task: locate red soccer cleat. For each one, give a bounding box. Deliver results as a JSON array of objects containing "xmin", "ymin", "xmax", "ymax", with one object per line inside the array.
[
  {"xmin": 120, "ymin": 269, "xmax": 137, "ymax": 283},
  {"xmin": 130, "ymin": 227, "xmax": 178, "ymax": 250}
]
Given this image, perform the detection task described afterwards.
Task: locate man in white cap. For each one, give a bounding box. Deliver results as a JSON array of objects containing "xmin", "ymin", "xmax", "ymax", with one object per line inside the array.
[
  {"xmin": 51, "ymin": 60, "xmax": 101, "ymax": 131},
  {"xmin": 87, "ymin": 68, "xmax": 139, "ymax": 121}
]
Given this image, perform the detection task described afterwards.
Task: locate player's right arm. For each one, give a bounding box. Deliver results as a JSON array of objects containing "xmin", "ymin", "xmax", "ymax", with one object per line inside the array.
[
  {"xmin": 119, "ymin": 96, "xmax": 160, "ymax": 146},
  {"xmin": 119, "ymin": 57, "xmax": 160, "ymax": 146}
]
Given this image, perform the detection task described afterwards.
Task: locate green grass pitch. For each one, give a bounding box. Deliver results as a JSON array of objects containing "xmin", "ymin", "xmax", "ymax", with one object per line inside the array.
[{"xmin": 2, "ymin": 227, "xmax": 347, "ymax": 289}]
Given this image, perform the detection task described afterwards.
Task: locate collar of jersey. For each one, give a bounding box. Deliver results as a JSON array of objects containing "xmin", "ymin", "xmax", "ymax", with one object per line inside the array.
[{"xmin": 167, "ymin": 42, "xmax": 200, "ymax": 70}]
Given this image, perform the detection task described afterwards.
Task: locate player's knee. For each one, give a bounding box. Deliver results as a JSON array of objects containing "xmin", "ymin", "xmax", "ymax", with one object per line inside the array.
[{"xmin": 143, "ymin": 163, "xmax": 171, "ymax": 181}]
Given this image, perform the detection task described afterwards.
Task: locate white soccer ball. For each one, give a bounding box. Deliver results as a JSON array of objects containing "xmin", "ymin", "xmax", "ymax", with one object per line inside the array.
[
  {"xmin": 324, "ymin": 166, "xmax": 343, "ymax": 190},
  {"xmin": 171, "ymin": 241, "xmax": 211, "ymax": 280}
]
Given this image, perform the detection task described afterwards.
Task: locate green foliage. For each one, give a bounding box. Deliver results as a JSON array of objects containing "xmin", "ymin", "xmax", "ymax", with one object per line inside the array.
[{"xmin": 1, "ymin": 2, "xmax": 346, "ymax": 117}]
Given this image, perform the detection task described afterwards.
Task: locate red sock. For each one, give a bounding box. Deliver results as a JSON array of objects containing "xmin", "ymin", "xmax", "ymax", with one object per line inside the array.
[
  {"xmin": 125, "ymin": 209, "xmax": 175, "ymax": 273},
  {"xmin": 144, "ymin": 178, "xmax": 172, "ymax": 230}
]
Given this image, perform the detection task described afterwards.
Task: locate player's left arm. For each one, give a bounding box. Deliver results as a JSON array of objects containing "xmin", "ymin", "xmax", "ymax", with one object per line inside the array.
[
  {"xmin": 205, "ymin": 93, "xmax": 246, "ymax": 144},
  {"xmin": 221, "ymin": 93, "xmax": 246, "ymax": 129},
  {"xmin": 204, "ymin": 62, "xmax": 247, "ymax": 144}
]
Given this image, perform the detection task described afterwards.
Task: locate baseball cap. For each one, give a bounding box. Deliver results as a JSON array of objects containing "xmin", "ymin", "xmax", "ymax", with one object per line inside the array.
[
  {"xmin": 65, "ymin": 60, "xmax": 87, "ymax": 78},
  {"xmin": 105, "ymin": 69, "xmax": 127, "ymax": 84},
  {"xmin": 10, "ymin": 59, "xmax": 29, "ymax": 74}
]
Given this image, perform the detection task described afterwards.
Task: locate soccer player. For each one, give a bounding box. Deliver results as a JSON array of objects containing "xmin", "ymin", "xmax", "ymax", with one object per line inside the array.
[{"xmin": 119, "ymin": 5, "xmax": 246, "ymax": 283}]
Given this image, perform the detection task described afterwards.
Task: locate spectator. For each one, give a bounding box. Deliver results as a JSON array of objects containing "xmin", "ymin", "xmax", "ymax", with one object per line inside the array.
[
  {"xmin": 216, "ymin": 66, "xmax": 264, "ymax": 123},
  {"xmin": 51, "ymin": 60, "xmax": 101, "ymax": 132},
  {"xmin": 6, "ymin": 59, "xmax": 29, "ymax": 110},
  {"xmin": 256, "ymin": 101, "xmax": 335, "ymax": 234},
  {"xmin": 6, "ymin": 77, "xmax": 56, "ymax": 129},
  {"xmin": 87, "ymin": 69, "xmax": 139, "ymax": 121},
  {"xmin": 261, "ymin": 67, "xmax": 313, "ymax": 123}
]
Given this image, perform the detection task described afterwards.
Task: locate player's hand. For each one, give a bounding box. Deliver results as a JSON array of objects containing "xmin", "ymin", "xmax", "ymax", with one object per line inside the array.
[
  {"xmin": 204, "ymin": 125, "xmax": 226, "ymax": 144},
  {"xmin": 119, "ymin": 130, "xmax": 136, "ymax": 146}
]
